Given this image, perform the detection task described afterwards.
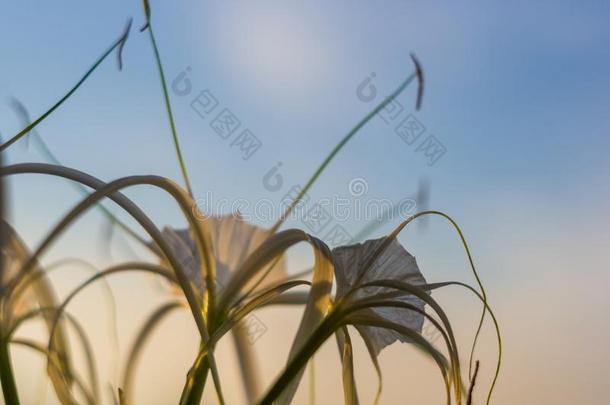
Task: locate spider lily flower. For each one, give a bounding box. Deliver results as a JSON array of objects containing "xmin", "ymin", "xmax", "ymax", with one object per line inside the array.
[
  {"xmin": 269, "ymin": 236, "xmax": 433, "ymax": 405},
  {"xmin": 153, "ymin": 213, "xmax": 287, "ymax": 300},
  {"xmin": 332, "ymin": 237, "xmax": 427, "ymax": 356},
  {"xmin": 144, "ymin": 213, "xmax": 289, "ymax": 402}
]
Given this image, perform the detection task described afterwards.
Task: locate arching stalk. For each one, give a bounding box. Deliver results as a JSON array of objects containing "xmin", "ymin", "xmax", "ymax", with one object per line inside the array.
[{"xmin": 0, "ymin": 20, "xmax": 132, "ymax": 152}]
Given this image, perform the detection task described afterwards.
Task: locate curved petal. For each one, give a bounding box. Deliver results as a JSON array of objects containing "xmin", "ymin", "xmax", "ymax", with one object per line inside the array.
[
  {"xmin": 332, "ymin": 237, "xmax": 427, "ymax": 355},
  {"xmin": 162, "ymin": 214, "xmax": 287, "ymax": 296}
]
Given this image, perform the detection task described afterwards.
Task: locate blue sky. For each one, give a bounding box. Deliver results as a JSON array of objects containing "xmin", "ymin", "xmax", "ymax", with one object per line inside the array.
[
  {"xmin": 1, "ymin": 1, "xmax": 610, "ymax": 403},
  {"xmin": 2, "ymin": 0, "xmax": 608, "ymax": 275}
]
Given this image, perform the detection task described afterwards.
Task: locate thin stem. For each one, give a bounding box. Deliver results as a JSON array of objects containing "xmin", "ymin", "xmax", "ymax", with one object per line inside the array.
[
  {"xmin": 258, "ymin": 314, "xmax": 337, "ymax": 405},
  {"xmin": 0, "ymin": 20, "xmax": 132, "ymax": 152},
  {"xmin": 467, "ymin": 360, "xmax": 480, "ymax": 405},
  {"xmin": 179, "ymin": 347, "xmax": 210, "ymax": 405},
  {"xmin": 146, "ymin": 25, "xmax": 194, "ymax": 198},
  {"xmin": 308, "ymin": 356, "xmax": 315, "ymax": 405},
  {"xmin": 0, "ymin": 337, "xmax": 20, "ymax": 405},
  {"xmin": 10, "ymin": 98, "xmax": 149, "ymax": 250},
  {"xmin": 270, "ymin": 71, "xmax": 417, "ymax": 233},
  {"xmin": 391, "ymin": 210, "xmax": 497, "ymax": 402}
]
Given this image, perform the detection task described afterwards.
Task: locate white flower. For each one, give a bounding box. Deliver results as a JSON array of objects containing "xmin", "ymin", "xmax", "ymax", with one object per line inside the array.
[
  {"xmin": 156, "ymin": 214, "xmax": 287, "ymax": 296},
  {"xmin": 332, "ymin": 237, "xmax": 427, "ymax": 356}
]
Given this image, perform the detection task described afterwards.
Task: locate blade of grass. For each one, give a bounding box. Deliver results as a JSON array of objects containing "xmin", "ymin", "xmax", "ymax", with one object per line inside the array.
[
  {"xmin": 11, "ymin": 309, "xmax": 102, "ymax": 405},
  {"xmin": 346, "ymin": 314, "xmax": 452, "ymax": 405},
  {"xmin": 340, "ymin": 294, "xmax": 456, "ymax": 398},
  {"xmin": 0, "ymin": 221, "xmax": 75, "ymax": 405},
  {"xmin": 276, "ymin": 237, "xmax": 334, "ymax": 405},
  {"xmin": 11, "ymin": 257, "xmax": 119, "ymax": 388},
  {"xmin": 0, "ymin": 19, "xmax": 133, "ymax": 152},
  {"xmin": 215, "ymin": 280, "xmax": 310, "ymax": 341},
  {"xmin": 0, "ymin": 164, "xmax": 227, "ymax": 404},
  {"xmin": 0, "ymin": 165, "xmax": 211, "ymax": 339},
  {"xmin": 467, "ymin": 360, "xmax": 480, "ymax": 405},
  {"xmin": 361, "ymin": 333, "xmax": 383, "ymax": 405},
  {"xmin": 0, "ymin": 335, "xmax": 20, "ymax": 405},
  {"xmin": 140, "ymin": 0, "xmax": 194, "ymax": 198},
  {"xmin": 258, "ymin": 304, "xmax": 451, "ymax": 405},
  {"xmin": 45, "ymin": 264, "xmax": 177, "ymax": 364},
  {"xmin": 335, "ymin": 327, "xmax": 359, "ymax": 405},
  {"xmin": 0, "ymin": 131, "xmax": 18, "ymax": 405},
  {"xmin": 308, "ymin": 355, "xmax": 316, "ymax": 405},
  {"xmin": 270, "ymin": 58, "xmax": 421, "ymax": 233},
  {"xmin": 426, "ymin": 281, "xmax": 502, "ymax": 405},
  {"xmin": 390, "ymin": 210, "xmax": 498, "ymax": 403},
  {"xmin": 10, "ymin": 338, "xmax": 93, "ymax": 405},
  {"xmin": 257, "ymin": 314, "xmax": 338, "ymax": 405},
  {"xmin": 179, "ymin": 279, "xmax": 310, "ymax": 405},
  {"xmin": 349, "ymin": 280, "xmax": 462, "ymax": 401},
  {"xmin": 10, "ymin": 98, "xmax": 151, "ymax": 251}
]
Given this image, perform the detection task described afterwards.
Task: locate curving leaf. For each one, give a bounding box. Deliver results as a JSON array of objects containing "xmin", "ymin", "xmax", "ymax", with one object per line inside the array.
[
  {"xmin": 270, "ymin": 65, "xmax": 420, "ymax": 232},
  {"xmin": 1, "ymin": 220, "xmax": 76, "ymax": 404},
  {"xmin": 335, "ymin": 327, "xmax": 359, "ymax": 405},
  {"xmin": 214, "ymin": 280, "xmax": 310, "ymax": 341},
  {"xmin": 345, "ymin": 313, "xmax": 452, "ymax": 405},
  {"xmin": 10, "ymin": 338, "xmax": 94, "ymax": 404},
  {"xmin": 276, "ymin": 236, "xmax": 334, "ymax": 405},
  {"xmin": 0, "ymin": 20, "xmax": 133, "ymax": 152}
]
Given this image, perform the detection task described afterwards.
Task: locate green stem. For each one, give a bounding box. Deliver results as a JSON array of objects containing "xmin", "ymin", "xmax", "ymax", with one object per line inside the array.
[
  {"xmin": 179, "ymin": 346, "xmax": 210, "ymax": 405},
  {"xmin": 270, "ymin": 71, "xmax": 417, "ymax": 233},
  {"xmin": 259, "ymin": 319, "xmax": 332, "ymax": 405},
  {"xmin": 146, "ymin": 25, "xmax": 195, "ymax": 198},
  {"xmin": 0, "ymin": 21, "xmax": 131, "ymax": 152},
  {"xmin": 33, "ymin": 129, "xmax": 149, "ymax": 248},
  {"xmin": 0, "ymin": 338, "xmax": 20, "ymax": 405}
]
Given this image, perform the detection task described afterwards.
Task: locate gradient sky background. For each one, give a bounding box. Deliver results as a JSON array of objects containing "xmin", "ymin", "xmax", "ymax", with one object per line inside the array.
[{"xmin": 1, "ymin": 1, "xmax": 610, "ymax": 404}]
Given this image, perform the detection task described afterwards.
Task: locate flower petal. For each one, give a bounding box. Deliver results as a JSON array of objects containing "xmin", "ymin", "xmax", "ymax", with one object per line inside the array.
[
  {"xmin": 158, "ymin": 215, "xmax": 287, "ymax": 296},
  {"xmin": 332, "ymin": 237, "xmax": 427, "ymax": 355}
]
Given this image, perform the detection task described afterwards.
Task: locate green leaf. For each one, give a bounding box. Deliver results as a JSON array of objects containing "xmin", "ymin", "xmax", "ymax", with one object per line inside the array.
[
  {"xmin": 0, "ymin": 20, "xmax": 133, "ymax": 152},
  {"xmin": 276, "ymin": 236, "xmax": 334, "ymax": 405},
  {"xmin": 336, "ymin": 327, "xmax": 359, "ymax": 405},
  {"xmin": 345, "ymin": 313, "xmax": 452, "ymax": 405},
  {"xmin": 270, "ymin": 67, "xmax": 419, "ymax": 233},
  {"xmin": 10, "ymin": 338, "xmax": 92, "ymax": 405},
  {"xmin": 389, "ymin": 210, "xmax": 498, "ymax": 403},
  {"xmin": 1, "ymin": 221, "xmax": 75, "ymax": 404}
]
